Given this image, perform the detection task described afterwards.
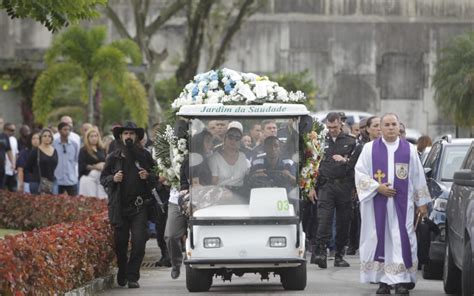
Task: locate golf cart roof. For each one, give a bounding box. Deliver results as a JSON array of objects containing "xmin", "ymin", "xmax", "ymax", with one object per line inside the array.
[{"xmin": 177, "ymin": 103, "xmax": 309, "ymax": 117}]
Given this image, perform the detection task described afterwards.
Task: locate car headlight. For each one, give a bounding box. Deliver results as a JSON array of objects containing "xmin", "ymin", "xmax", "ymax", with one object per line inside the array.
[
  {"xmin": 269, "ymin": 237, "xmax": 286, "ymax": 248},
  {"xmin": 203, "ymin": 237, "xmax": 221, "ymax": 248}
]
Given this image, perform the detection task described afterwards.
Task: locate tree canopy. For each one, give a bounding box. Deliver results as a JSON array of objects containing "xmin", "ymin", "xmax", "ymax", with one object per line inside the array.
[
  {"xmin": 33, "ymin": 26, "xmax": 148, "ymax": 128},
  {"xmin": 1, "ymin": 0, "xmax": 107, "ymax": 32},
  {"xmin": 433, "ymin": 31, "xmax": 474, "ymax": 127}
]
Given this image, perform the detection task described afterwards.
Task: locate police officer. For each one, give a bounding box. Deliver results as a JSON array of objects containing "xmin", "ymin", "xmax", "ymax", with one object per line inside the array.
[
  {"xmin": 100, "ymin": 121, "xmax": 158, "ymax": 289},
  {"xmin": 311, "ymin": 112, "xmax": 356, "ymax": 268}
]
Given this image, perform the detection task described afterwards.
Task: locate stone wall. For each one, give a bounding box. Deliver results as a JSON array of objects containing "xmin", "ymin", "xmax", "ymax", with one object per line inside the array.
[{"xmin": 1, "ymin": 0, "xmax": 474, "ymax": 137}]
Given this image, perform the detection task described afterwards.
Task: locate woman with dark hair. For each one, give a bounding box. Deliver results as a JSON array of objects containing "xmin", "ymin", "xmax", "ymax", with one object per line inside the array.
[
  {"xmin": 16, "ymin": 131, "xmax": 40, "ymax": 193},
  {"xmin": 25, "ymin": 129, "xmax": 58, "ymax": 194},
  {"xmin": 365, "ymin": 116, "xmax": 381, "ymax": 142},
  {"xmin": 346, "ymin": 116, "xmax": 381, "ymax": 256}
]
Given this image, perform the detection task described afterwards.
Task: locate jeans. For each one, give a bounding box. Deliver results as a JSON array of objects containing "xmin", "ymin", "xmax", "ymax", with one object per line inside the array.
[
  {"xmin": 58, "ymin": 184, "xmax": 78, "ymax": 196},
  {"xmin": 114, "ymin": 207, "xmax": 148, "ymax": 282},
  {"xmin": 29, "ymin": 182, "xmax": 39, "ymax": 195}
]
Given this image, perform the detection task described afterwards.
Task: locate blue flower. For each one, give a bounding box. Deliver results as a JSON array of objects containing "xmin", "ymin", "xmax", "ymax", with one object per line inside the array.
[
  {"xmin": 192, "ymin": 85, "xmax": 199, "ymax": 97},
  {"xmin": 224, "ymin": 80, "xmax": 235, "ymax": 94},
  {"xmin": 203, "ymin": 86, "xmax": 209, "ymax": 93},
  {"xmin": 209, "ymin": 71, "xmax": 218, "ymax": 81}
]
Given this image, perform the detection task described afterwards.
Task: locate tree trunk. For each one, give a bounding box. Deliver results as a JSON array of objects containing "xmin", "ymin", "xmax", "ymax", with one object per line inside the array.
[
  {"xmin": 145, "ymin": 70, "xmax": 162, "ymax": 129},
  {"xmin": 94, "ymin": 86, "xmax": 102, "ymax": 127},
  {"xmin": 87, "ymin": 77, "xmax": 94, "ymax": 124}
]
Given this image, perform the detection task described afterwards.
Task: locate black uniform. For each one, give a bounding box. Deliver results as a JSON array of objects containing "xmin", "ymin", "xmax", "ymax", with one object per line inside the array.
[
  {"xmin": 100, "ymin": 146, "xmax": 158, "ymax": 285},
  {"xmin": 346, "ymin": 137, "xmax": 367, "ymax": 254},
  {"xmin": 313, "ymin": 132, "xmax": 356, "ymax": 260}
]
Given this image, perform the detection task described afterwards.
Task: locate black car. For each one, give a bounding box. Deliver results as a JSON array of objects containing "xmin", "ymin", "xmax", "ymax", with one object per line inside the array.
[
  {"xmin": 420, "ymin": 135, "xmax": 472, "ymax": 279},
  {"xmin": 443, "ymin": 140, "xmax": 474, "ymax": 296}
]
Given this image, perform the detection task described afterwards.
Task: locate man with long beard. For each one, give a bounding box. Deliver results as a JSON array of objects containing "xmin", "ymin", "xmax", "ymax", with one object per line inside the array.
[{"xmin": 101, "ymin": 121, "xmax": 158, "ymax": 289}]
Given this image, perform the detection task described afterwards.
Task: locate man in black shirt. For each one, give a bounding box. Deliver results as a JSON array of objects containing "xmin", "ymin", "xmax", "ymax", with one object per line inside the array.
[
  {"xmin": 311, "ymin": 112, "xmax": 356, "ymax": 269},
  {"xmin": 101, "ymin": 121, "xmax": 158, "ymax": 289}
]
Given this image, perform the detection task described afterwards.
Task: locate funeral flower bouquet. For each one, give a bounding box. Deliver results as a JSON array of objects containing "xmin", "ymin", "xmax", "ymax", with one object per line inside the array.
[
  {"xmin": 154, "ymin": 124, "xmax": 188, "ymax": 188},
  {"xmin": 171, "ymin": 68, "xmax": 306, "ymax": 109},
  {"xmin": 300, "ymin": 121, "xmax": 327, "ymax": 200}
]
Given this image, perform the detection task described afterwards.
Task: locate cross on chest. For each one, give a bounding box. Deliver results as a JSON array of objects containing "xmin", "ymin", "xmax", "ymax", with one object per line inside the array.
[{"xmin": 374, "ymin": 169, "xmax": 386, "ymax": 184}]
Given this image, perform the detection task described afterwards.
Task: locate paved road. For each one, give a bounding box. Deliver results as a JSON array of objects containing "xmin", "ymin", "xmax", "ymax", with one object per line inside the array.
[{"xmin": 100, "ymin": 241, "xmax": 445, "ymax": 295}]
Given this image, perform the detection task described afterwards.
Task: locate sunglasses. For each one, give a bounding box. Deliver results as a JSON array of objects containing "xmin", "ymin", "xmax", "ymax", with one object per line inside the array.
[
  {"xmin": 62, "ymin": 144, "xmax": 67, "ymax": 153},
  {"xmin": 227, "ymin": 134, "xmax": 242, "ymax": 141}
]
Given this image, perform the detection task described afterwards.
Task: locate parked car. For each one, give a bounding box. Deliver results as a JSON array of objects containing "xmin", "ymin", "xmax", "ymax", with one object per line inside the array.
[
  {"xmin": 443, "ymin": 140, "xmax": 474, "ymax": 296},
  {"xmin": 311, "ymin": 110, "xmax": 373, "ymax": 126},
  {"xmin": 420, "ymin": 136, "xmax": 472, "ymax": 279},
  {"xmin": 420, "ymin": 146, "xmax": 432, "ymax": 165}
]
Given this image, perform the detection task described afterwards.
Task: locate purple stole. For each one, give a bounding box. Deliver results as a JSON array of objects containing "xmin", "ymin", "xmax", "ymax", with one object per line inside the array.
[{"xmin": 372, "ymin": 138, "xmax": 412, "ymax": 268}]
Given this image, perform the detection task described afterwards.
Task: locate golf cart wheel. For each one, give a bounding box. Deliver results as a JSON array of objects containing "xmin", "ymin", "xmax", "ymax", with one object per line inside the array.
[
  {"xmin": 443, "ymin": 241, "xmax": 461, "ymax": 294},
  {"xmin": 186, "ymin": 265, "xmax": 212, "ymax": 292},
  {"xmin": 280, "ymin": 261, "xmax": 307, "ymax": 290}
]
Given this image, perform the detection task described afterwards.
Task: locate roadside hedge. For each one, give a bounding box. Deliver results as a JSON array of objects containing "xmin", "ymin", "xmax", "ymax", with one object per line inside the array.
[
  {"xmin": 0, "ymin": 191, "xmax": 107, "ymax": 230},
  {"xmin": 0, "ymin": 191, "xmax": 114, "ymax": 294}
]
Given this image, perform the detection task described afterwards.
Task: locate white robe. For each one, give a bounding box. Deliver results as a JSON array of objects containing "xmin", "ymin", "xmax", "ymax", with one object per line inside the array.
[{"xmin": 355, "ymin": 137, "xmax": 431, "ymax": 285}]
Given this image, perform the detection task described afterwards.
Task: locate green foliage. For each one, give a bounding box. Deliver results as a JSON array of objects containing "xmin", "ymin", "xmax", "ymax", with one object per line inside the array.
[
  {"xmin": 118, "ymin": 73, "xmax": 149, "ymax": 128},
  {"xmin": 433, "ymin": 31, "xmax": 474, "ymax": 127},
  {"xmin": 1, "ymin": 0, "xmax": 107, "ymax": 32},
  {"xmin": 33, "ymin": 26, "xmax": 148, "ymax": 126},
  {"xmin": 270, "ymin": 70, "xmax": 318, "ymax": 110},
  {"xmin": 33, "ymin": 62, "xmax": 86, "ymax": 124},
  {"xmin": 155, "ymin": 77, "xmax": 182, "ymax": 117}
]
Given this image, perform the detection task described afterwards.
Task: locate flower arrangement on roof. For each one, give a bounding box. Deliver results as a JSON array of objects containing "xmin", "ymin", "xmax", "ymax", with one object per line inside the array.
[{"xmin": 171, "ymin": 68, "xmax": 306, "ymax": 109}]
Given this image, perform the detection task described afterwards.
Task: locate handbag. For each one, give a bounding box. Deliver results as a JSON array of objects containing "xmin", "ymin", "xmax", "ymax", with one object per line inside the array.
[{"xmin": 37, "ymin": 148, "xmax": 53, "ymax": 194}]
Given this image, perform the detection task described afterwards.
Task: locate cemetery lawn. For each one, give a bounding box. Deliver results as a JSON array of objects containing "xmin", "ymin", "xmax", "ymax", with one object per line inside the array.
[{"xmin": 0, "ymin": 228, "xmax": 22, "ymax": 239}]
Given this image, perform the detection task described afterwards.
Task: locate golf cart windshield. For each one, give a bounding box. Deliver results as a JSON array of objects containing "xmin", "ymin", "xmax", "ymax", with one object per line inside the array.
[{"xmin": 187, "ymin": 116, "xmax": 300, "ymax": 219}]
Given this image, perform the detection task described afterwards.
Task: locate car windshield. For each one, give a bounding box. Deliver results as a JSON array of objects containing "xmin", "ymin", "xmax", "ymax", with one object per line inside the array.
[
  {"xmin": 440, "ymin": 145, "xmax": 469, "ymax": 181},
  {"xmin": 187, "ymin": 116, "xmax": 300, "ymax": 219}
]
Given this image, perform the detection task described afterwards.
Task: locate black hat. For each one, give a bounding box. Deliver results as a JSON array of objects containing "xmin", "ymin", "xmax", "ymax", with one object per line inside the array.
[{"xmin": 113, "ymin": 121, "xmax": 145, "ymax": 140}]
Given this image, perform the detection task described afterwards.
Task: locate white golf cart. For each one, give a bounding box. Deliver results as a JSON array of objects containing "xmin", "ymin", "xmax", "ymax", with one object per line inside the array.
[{"xmin": 178, "ymin": 103, "xmax": 308, "ymax": 292}]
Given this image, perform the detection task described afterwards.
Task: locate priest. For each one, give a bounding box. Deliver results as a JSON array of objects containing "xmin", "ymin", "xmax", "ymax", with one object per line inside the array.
[{"xmin": 354, "ymin": 113, "xmax": 431, "ymax": 295}]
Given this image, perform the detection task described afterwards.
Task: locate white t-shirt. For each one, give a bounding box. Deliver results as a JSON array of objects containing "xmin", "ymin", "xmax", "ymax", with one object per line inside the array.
[
  {"xmin": 208, "ymin": 151, "xmax": 250, "ymax": 186},
  {"xmin": 5, "ymin": 136, "xmax": 18, "ymax": 176}
]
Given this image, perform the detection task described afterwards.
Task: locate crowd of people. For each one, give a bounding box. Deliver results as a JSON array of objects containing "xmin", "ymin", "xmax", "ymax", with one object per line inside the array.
[
  {"xmin": 0, "ymin": 115, "xmax": 120, "ymax": 196},
  {"xmin": 0, "ymin": 111, "xmax": 433, "ymax": 294}
]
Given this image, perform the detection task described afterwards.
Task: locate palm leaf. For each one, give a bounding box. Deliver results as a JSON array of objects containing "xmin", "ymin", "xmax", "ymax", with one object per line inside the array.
[
  {"xmin": 109, "ymin": 39, "xmax": 143, "ymax": 65},
  {"xmin": 433, "ymin": 31, "xmax": 474, "ymax": 126},
  {"xmin": 115, "ymin": 73, "xmax": 149, "ymax": 128},
  {"xmin": 33, "ymin": 62, "xmax": 86, "ymax": 124}
]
